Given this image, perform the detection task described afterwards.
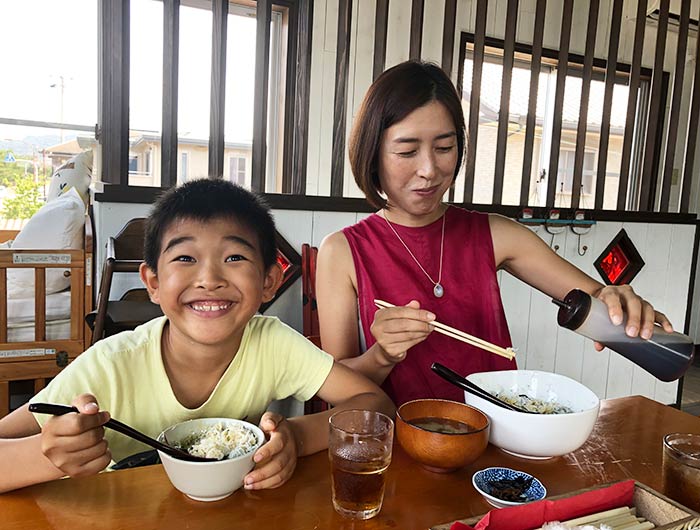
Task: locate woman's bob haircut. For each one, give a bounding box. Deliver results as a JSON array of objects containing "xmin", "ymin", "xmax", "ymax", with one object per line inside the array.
[{"xmin": 349, "ymin": 60, "xmax": 466, "ymax": 209}]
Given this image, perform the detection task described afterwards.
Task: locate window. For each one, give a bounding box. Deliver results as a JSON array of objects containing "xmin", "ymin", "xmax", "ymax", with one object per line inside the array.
[
  {"xmin": 0, "ymin": 0, "xmax": 97, "ymax": 220},
  {"xmin": 556, "ymin": 150, "xmax": 595, "ymax": 208},
  {"xmin": 129, "ymin": 156, "xmax": 139, "ymax": 174},
  {"xmin": 101, "ymin": 0, "xmax": 301, "ymax": 193},
  {"xmin": 181, "ymin": 152, "xmax": 189, "ymax": 181},
  {"xmin": 459, "ymin": 39, "xmax": 649, "ymax": 210},
  {"xmin": 229, "ymin": 156, "xmax": 247, "ymax": 185}
]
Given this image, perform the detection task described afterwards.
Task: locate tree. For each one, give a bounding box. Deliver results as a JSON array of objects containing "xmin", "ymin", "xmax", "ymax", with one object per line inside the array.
[{"xmin": 1, "ymin": 174, "xmax": 44, "ymax": 219}]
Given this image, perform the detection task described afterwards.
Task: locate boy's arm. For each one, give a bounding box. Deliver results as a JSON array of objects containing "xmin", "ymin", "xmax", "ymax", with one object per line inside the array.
[
  {"xmin": 0, "ymin": 395, "xmax": 112, "ymax": 494},
  {"xmin": 0, "ymin": 405, "xmax": 64, "ymax": 493},
  {"xmin": 287, "ymin": 362, "xmax": 395, "ymax": 457},
  {"xmin": 242, "ymin": 361, "xmax": 393, "ymax": 490}
]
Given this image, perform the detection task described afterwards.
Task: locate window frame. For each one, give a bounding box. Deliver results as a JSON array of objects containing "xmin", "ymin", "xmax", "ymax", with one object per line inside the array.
[
  {"xmin": 456, "ymin": 31, "xmax": 663, "ymax": 213},
  {"xmin": 98, "ymin": 0, "xmax": 311, "ymax": 196}
]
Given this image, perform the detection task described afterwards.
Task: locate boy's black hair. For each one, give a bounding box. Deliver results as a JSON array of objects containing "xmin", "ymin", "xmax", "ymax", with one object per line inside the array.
[{"xmin": 144, "ymin": 178, "xmax": 277, "ymax": 273}]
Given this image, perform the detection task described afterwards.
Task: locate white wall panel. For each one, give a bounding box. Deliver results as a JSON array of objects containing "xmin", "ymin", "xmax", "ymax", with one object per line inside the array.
[
  {"xmin": 274, "ymin": 209, "xmax": 314, "ymax": 251},
  {"xmin": 385, "ymin": 0, "xmax": 411, "ymax": 68},
  {"xmin": 486, "ymin": 0, "xmax": 507, "ymax": 40},
  {"xmin": 317, "ymin": 51, "xmax": 337, "ymax": 197},
  {"xmin": 499, "ymin": 269, "xmax": 533, "ymax": 368},
  {"xmin": 451, "ymin": 0, "xmax": 473, "ymax": 82},
  {"xmin": 422, "ymin": 0, "xmax": 446, "ymax": 65},
  {"xmin": 93, "ymin": 201, "xmax": 153, "ymax": 301},
  {"xmin": 580, "ymin": 220, "xmax": 621, "ymax": 397},
  {"xmin": 623, "ymin": 222, "xmax": 658, "ymax": 399},
  {"xmin": 553, "ymin": 225, "xmax": 591, "ymax": 382},
  {"xmin": 542, "ymin": 0, "xmax": 565, "ymax": 50},
  {"xmin": 306, "ymin": 0, "xmax": 333, "ymax": 195},
  {"xmin": 523, "ymin": 228, "xmax": 559, "ymax": 372},
  {"xmin": 324, "ymin": 0, "xmax": 340, "ymax": 52},
  {"xmin": 311, "ymin": 211, "xmax": 357, "ymax": 247}
]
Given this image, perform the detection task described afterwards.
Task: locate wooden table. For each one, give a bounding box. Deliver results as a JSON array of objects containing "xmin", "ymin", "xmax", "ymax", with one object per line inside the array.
[{"xmin": 3, "ymin": 396, "xmax": 699, "ymax": 530}]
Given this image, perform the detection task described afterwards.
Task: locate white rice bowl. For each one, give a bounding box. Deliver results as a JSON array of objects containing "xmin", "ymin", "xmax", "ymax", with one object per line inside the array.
[
  {"xmin": 463, "ymin": 370, "xmax": 600, "ymax": 459},
  {"xmin": 157, "ymin": 417, "xmax": 265, "ymax": 502}
]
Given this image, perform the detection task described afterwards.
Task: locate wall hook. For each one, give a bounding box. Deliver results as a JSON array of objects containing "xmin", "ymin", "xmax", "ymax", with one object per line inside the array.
[{"xmin": 569, "ymin": 224, "xmax": 592, "ymax": 257}]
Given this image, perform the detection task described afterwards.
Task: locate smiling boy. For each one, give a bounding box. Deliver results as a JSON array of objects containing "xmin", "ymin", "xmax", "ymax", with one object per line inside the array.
[{"xmin": 0, "ymin": 179, "xmax": 394, "ymax": 493}]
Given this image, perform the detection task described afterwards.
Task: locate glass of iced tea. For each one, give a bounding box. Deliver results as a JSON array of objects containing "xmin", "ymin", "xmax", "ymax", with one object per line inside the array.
[
  {"xmin": 662, "ymin": 433, "xmax": 700, "ymax": 511},
  {"xmin": 329, "ymin": 410, "xmax": 394, "ymax": 520}
]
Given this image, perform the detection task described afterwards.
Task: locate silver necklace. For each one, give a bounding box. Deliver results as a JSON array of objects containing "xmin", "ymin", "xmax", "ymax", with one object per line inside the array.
[{"xmin": 381, "ymin": 208, "xmax": 446, "ymax": 298}]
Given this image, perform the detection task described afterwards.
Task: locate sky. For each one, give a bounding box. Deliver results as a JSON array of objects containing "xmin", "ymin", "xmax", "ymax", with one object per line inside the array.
[{"xmin": 0, "ymin": 0, "xmax": 258, "ymax": 147}]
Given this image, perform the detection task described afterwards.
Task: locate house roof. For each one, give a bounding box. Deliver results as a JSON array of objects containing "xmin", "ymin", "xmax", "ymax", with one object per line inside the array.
[{"xmin": 130, "ymin": 134, "xmax": 252, "ymax": 151}]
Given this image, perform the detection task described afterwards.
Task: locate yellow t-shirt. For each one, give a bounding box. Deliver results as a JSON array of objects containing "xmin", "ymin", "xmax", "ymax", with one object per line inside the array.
[{"xmin": 30, "ymin": 315, "xmax": 334, "ymax": 463}]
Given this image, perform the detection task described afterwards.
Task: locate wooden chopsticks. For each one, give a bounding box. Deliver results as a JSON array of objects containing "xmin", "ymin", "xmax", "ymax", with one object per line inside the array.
[{"xmin": 374, "ymin": 299, "xmax": 516, "ymax": 361}]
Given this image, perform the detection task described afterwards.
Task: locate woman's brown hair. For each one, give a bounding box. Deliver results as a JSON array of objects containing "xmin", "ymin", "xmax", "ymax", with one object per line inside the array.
[{"xmin": 349, "ymin": 60, "xmax": 466, "ymax": 209}]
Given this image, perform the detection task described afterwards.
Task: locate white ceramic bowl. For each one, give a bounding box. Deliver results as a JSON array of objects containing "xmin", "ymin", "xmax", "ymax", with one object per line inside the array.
[
  {"xmin": 464, "ymin": 370, "xmax": 600, "ymax": 459},
  {"xmin": 157, "ymin": 417, "xmax": 265, "ymax": 502}
]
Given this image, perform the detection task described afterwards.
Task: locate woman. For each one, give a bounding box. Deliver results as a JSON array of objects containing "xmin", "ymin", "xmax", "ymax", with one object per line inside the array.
[{"xmin": 316, "ymin": 60, "xmax": 672, "ymax": 406}]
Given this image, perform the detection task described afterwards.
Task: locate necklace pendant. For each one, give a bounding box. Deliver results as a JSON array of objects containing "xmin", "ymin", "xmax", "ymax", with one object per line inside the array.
[{"xmin": 433, "ymin": 283, "xmax": 444, "ymax": 298}]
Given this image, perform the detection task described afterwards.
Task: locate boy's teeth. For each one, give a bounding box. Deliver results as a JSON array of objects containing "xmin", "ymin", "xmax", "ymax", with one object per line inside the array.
[{"xmin": 191, "ymin": 302, "xmax": 229, "ymax": 311}]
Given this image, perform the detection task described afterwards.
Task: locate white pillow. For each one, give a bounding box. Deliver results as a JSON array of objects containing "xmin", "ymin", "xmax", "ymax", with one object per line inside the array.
[
  {"xmin": 7, "ymin": 187, "xmax": 86, "ymax": 299},
  {"xmin": 47, "ymin": 150, "xmax": 92, "ymax": 204}
]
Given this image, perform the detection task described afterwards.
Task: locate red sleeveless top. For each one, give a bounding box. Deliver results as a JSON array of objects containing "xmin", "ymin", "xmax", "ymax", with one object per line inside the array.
[{"xmin": 343, "ymin": 206, "xmax": 516, "ymax": 406}]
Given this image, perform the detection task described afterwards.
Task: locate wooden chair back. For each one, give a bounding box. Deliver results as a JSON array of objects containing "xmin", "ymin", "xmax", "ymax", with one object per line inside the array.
[
  {"xmin": 301, "ymin": 243, "xmax": 319, "ymax": 337},
  {"xmin": 89, "ymin": 218, "xmax": 161, "ymax": 344}
]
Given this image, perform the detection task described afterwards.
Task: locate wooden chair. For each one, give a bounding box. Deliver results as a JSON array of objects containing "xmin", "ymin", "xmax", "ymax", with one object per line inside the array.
[
  {"xmin": 301, "ymin": 243, "xmax": 320, "ymax": 337},
  {"xmin": 301, "ymin": 244, "xmax": 329, "ymax": 415},
  {"xmin": 86, "ymin": 218, "xmax": 162, "ymax": 345}
]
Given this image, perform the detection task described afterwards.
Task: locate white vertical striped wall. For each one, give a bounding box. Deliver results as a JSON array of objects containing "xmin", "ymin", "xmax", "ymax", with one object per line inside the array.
[
  {"xmin": 307, "ymin": 0, "xmax": 700, "ymax": 206},
  {"xmin": 304, "ymin": 0, "xmax": 700, "ymax": 357}
]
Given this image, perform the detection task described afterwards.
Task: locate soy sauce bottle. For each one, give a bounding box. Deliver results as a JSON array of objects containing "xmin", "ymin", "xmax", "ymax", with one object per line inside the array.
[{"xmin": 553, "ymin": 289, "xmax": 696, "ymax": 382}]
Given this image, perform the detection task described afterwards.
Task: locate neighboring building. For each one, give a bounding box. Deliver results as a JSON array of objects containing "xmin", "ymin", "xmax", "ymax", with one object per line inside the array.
[
  {"xmin": 44, "ymin": 134, "xmax": 252, "ymax": 188},
  {"xmin": 128, "ymin": 135, "xmax": 252, "ymax": 187},
  {"xmin": 463, "ymin": 59, "xmax": 628, "ymax": 209}
]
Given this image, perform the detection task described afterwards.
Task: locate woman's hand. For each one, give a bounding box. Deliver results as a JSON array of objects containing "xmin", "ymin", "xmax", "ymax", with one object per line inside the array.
[
  {"xmin": 593, "ymin": 285, "xmax": 673, "ymax": 351},
  {"xmin": 244, "ymin": 412, "xmax": 297, "ymax": 490},
  {"xmin": 370, "ymin": 300, "xmax": 436, "ymax": 365},
  {"xmin": 40, "ymin": 393, "xmax": 112, "ymax": 477}
]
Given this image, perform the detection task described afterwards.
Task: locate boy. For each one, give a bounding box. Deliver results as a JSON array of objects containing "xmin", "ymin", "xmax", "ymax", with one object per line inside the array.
[{"xmin": 0, "ymin": 179, "xmax": 394, "ymax": 493}]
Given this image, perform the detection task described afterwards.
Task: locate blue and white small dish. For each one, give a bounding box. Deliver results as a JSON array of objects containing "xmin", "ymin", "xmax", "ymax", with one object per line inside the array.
[{"xmin": 472, "ymin": 467, "xmax": 546, "ymax": 509}]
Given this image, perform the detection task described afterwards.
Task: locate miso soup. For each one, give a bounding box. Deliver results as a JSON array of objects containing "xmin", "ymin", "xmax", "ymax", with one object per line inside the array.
[{"xmin": 407, "ymin": 416, "xmax": 476, "ymax": 434}]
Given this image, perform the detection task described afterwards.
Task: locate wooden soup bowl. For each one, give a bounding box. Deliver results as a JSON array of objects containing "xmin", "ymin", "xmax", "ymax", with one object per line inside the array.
[{"xmin": 396, "ymin": 399, "xmax": 490, "ymax": 473}]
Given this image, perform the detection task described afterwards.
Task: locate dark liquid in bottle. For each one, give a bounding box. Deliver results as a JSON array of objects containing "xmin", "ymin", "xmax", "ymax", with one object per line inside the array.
[{"xmin": 603, "ymin": 341, "xmax": 695, "ymax": 382}]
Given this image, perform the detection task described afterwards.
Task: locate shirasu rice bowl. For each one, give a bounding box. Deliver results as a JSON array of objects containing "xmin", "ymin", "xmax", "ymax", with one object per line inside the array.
[
  {"xmin": 176, "ymin": 422, "xmax": 259, "ymax": 460},
  {"xmin": 492, "ymin": 391, "xmax": 574, "ymax": 414},
  {"xmin": 157, "ymin": 418, "xmax": 265, "ymax": 501}
]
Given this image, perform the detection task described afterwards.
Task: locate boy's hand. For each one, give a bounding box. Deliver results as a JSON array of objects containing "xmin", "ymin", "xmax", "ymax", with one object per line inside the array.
[
  {"xmin": 40, "ymin": 393, "xmax": 112, "ymax": 477},
  {"xmin": 244, "ymin": 412, "xmax": 297, "ymax": 490}
]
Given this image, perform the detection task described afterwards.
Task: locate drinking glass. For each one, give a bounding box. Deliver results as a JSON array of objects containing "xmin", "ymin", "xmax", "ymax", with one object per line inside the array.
[
  {"xmin": 662, "ymin": 433, "xmax": 700, "ymax": 511},
  {"xmin": 328, "ymin": 410, "xmax": 394, "ymax": 520}
]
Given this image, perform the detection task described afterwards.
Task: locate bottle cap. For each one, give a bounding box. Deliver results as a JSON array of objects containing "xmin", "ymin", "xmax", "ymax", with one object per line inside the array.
[{"xmin": 554, "ymin": 289, "xmax": 591, "ymax": 330}]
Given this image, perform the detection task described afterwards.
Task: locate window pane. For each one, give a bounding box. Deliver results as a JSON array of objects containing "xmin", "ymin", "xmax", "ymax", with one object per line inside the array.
[
  {"xmin": 461, "ymin": 46, "xmax": 636, "ymax": 210},
  {"xmin": 129, "ymin": 0, "xmax": 163, "ymax": 187},
  {"xmin": 0, "ymin": 124, "xmax": 95, "ymax": 220},
  {"xmin": 224, "ymin": 6, "xmax": 255, "ymax": 188},
  {"xmin": 223, "ymin": 5, "xmax": 287, "ymax": 193},
  {"xmin": 0, "ymin": 1, "xmax": 96, "ymax": 220},
  {"xmin": 0, "ymin": 1, "xmax": 97, "ymax": 126},
  {"xmin": 178, "ymin": 2, "xmax": 212, "ymax": 184},
  {"xmin": 461, "ymin": 54, "xmax": 548, "ymax": 205}
]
